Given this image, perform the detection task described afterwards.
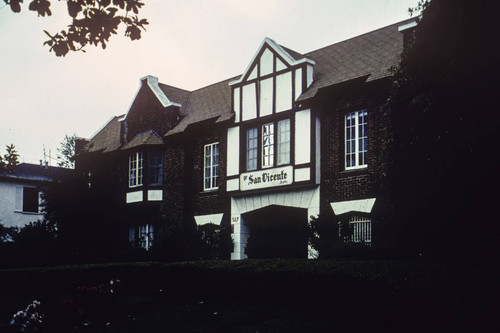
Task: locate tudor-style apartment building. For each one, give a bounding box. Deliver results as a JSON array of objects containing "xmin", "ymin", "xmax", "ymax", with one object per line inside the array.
[{"xmin": 76, "ymin": 19, "xmax": 416, "ymax": 259}]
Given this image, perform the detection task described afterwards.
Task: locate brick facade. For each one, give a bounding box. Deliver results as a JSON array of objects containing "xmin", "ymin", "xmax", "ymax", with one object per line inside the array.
[{"xmin": 75, "ymin": 19, "xmax": 413, "ymax": 257}]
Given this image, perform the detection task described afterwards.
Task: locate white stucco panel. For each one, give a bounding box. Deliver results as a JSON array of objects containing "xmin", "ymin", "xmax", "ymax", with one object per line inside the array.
[
  {"xmin": 330, "ymin": 198, "xmax": 377, "ymax": 215},
  {"xmin": 260, "ymin": 48, "xmax": 274, "ymax": 76},
  {"xmin": 259, "ymin": 78, "xmax": 273, "ymax": 117},
  {"xmin": 226, "ymin": 126, "xmax": 240, "ymax": 176},
  {"xmin": 233, "ymin": 87, "xmax": 240, "ymax": 123},
  {"xmin": 126, "ymin": 190, "xmax": 143, "ymax": 203},
  {"xmin": 295, "ymin": 68, "xmax": 303, "ymax": 100},
  {"xmin": 295, "ymin": 167, "xmax": 310, "ymax": 182},
  {"xmin": 194, "ymin": 213, "xmax": 224, "ymax": 226},
  {"xmin": 295, "ymin": 109, "xmax": 311, "ymax": 164},
  {"xmin": 276, "ymin": 72, "xmax": 292, "ymax": 112},
  {"xmin": 242, "ymin": 83, "xmax": 257, "ymax": 121},
  {"xmin": 226, "ymin": 178, "xmax": 240, "ymax": 192},
  {"xmin": 147, "ymin": 190, "xmax": 163, "ymax": 201}
]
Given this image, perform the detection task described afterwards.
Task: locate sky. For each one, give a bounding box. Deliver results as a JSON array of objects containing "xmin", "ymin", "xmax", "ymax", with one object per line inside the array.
[{"xmin": 0, "ymin": 0, "xmax": 418, "ymax": 166}]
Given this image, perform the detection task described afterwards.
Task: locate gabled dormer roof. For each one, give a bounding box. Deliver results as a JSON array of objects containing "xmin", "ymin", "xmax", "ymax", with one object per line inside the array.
[
  {"xmin": 229, "ymin": 37, "xmax": 315, "ymax": 86},
  {"xmin": 121, "ymin": 130, "xmax": 164, "ymax": 150},
  {"xmin": 120, "ymin": 75, "xmax": 187, "ymax": 123}
]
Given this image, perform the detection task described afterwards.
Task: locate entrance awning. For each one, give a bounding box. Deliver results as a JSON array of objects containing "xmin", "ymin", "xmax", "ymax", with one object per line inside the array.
[
  {"xmin": 194, "ymin": 213, "xmax": 224, "ymax": 226},
  {"xmin": 330, "ymin": 198, "xmax": 376, "ymax": 215}
]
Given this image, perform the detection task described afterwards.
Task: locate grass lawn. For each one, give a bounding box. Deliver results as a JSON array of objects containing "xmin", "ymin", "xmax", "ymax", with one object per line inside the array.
[{"xmin": 0, "ymin": 259, "xmax": 497, "ymax": 332}]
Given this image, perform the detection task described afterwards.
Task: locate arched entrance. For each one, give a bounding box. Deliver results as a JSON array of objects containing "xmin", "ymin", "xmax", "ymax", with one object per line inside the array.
[{"xmin": 243, "ymin": 205, "xmax": 308, "ymax": 259}]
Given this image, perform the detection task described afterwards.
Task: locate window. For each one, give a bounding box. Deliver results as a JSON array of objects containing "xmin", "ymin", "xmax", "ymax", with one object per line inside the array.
[
  {"xmin": 262, "ymin": 123, "xmax": 274, "ymax": 168},
  {"xmin": 345, "ymin": 110, "xmax": 367, "ymax": 169},
  {"xmin": 204, "ymin": 142, "xmax": 219, "ymax": 190},
  {"xmin": 16, "ymin": 187, "xmax": 39, "ymax": 213},
  {"xmin": 277, "ymin": 119, "xmax": 290, "ymax": 165},
  {"xmin": 129, "ymin": 152, "xmax": 143, "ymax": 187},
  {"xmin": 139, "ymin": 224, "xmax": 154, "ymax": 250},
  {"xmin": 246, "ymin": 128, "xmax": 258, "ymax": 171},
  {"xmin": 148, "ymin": 150, "xmax": 163, "ymax": 186},
  {"xmin": 246, "ymin": 118, "xmax": 291, "ymax": 171},
  {"xmin": 129, "ymin": 224, "xmax": 154, "ymax": 250},
  {"xmin": 349, "ymin": 216, "xmax": 371, "ymax": 244}
]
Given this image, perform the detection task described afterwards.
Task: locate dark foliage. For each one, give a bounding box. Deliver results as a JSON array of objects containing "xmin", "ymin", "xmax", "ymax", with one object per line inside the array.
[
  {"xmin": 0, "ymin": 261, "xmax": 496, "ymax": 332},
  {"xmin": 309, "ymin": 214, "xmax": 372, "ymax": 259},
  {"xmin": 56, "ymin": 134, "xmax": 77, "ymax": 169},
  {"xmin": 0, "ymin": 144, "xmax": 19, "ymax": 174},
  {"xmin": 41, "ymin": 164, "xmax": 129, "ymax": 264},
  {"xmin": 387, "ymin": 0, "xmax": 500, "ymax": 263},
  {"xmin": 4, "ymin": 0, "xmax": 148, "ymax": 56}
]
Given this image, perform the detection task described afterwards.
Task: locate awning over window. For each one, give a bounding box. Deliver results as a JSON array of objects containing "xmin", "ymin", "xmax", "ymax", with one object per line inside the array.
[
  {"xmin": 330, "ymin": 198, "xmax": 376, "ymax": 215},
  {"xmin": 194, "ymin": 213, "xmax": 224, "ymax": 226}
]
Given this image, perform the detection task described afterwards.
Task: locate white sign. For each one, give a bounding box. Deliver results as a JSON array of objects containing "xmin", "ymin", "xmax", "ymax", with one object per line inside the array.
[{"xmin": 240, "ymin": 166, "xmax": 293, "ymax": 191}]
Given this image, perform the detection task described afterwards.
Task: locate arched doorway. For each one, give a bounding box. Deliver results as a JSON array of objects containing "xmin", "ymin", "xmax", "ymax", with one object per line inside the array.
[{"xmin": 243, "ymin": 205, "xmax": 308, "ymax": 259}]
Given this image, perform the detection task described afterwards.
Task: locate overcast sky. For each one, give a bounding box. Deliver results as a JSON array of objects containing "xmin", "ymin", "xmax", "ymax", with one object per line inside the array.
[{"xmin": 0, "ymin": 0, "xmax": 417, "ymax": 166}]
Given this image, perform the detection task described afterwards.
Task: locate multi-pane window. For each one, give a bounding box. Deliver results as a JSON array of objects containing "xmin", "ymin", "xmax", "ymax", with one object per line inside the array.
[
  {"xmin": 204, "ymin": 143, "xmax": 219, "ymax": 191},
  {"xmin": 148, "ymin": 150, "xmax": 163, "ymax": 186},
  {"xmin": 246, "ymin": 128, "xmax": 258, "ymax": 171},
  {"xmin": 129, "ymin": 152, "xmax": 143, "ymax": 187},
  {"xmin": 277, "ymin": 119, "xmax": 290, "ymax": 165},
  {"xmin": 262, "ymin": 123, "xmax": 274, "ymax": 168},
  {"xmin": 345, "ymin": 110, "xmax": 368, "ymax": 169},
  {"xmin": 349, "ymin": 216, "xmax": 371, "ymax": 245},
  {"xmin": 139, "ymin": 224, "xmax": 154, "ymax": 250},
  {"xmin": 246, "ymin": 118, "xmax": 291, "ymax": 171}
]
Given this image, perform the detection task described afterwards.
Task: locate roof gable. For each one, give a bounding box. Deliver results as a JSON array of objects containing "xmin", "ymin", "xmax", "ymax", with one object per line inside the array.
[
  {"xmin": 121, "ymin": 76, "xmax": 185, "ymax": 123},
  {"xmin": 230, "ymin": 37, "xmax": 315, "ymax": 86}
]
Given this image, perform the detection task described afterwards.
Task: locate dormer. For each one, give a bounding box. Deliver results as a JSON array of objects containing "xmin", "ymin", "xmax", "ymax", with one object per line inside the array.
[
  {"xmin": 230, "ymin": 38, "xmax": 315, "ymax": 123},
  {"xmin": 119, "ymin": 75, "xmax": 185, "ymax": 144}
]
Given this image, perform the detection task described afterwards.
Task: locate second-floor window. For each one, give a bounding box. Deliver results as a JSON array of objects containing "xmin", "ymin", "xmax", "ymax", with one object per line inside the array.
[
  {"xmin": 345, "ymin": 110, "xmax": 367, "ymax": 169},
  {"xmin": 246, "ymin": 128, "xmax": 258, "ymax": 171},
  {"xmin": 262, "ymin": 123, "xmax": 274, "ymax": 168},
  {"xmin": 204, "ymin": 142, "xmax": 219, "ymax": 191},
  {"xmin": 148, "ymin": 150, "xmax": 163, "ymax": 186},
  {"xmin": 129, "ymin": 152, "xmax": 143, "ymax": 187},
  {"xmin": 246, "ymin": 118, "xmax": 291, "ymax": 171}
]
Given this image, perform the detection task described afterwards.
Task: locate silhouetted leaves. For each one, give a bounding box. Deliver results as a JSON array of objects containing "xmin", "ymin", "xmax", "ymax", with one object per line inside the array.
[
  {"xmin": 4, "ymin": 0, "xmax": 149, "ymax": 56},
  {"xmin": 387, "ymin": 0, "xmax": 499, "ymax": 263}
]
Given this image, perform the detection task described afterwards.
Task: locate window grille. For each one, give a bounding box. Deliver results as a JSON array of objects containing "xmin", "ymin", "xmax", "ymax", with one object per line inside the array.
[
  {"xmin": 204, "ymin": 143, "xmax": 219, "ymax": 190},
  {"xmin": 349, "ymin": 216, "xmax": 371, "ymax": 244},
  {"xmin": 262, "ymin": 123, "xmax": 274, "ymax": 168},
  {"xmin": 129, "ymin": 152, "xmax": 143, "ymax": 187},
  {"xmin": 246, "ymin": 128, "xmax": 258, "ymax": 171},
  {"xmin": 345, "ymin": 110, "xmax": 368, "ymax": 169},
  {"xmin": 277, "ymin": 119, "xmax": 290, "ymax": 165}
]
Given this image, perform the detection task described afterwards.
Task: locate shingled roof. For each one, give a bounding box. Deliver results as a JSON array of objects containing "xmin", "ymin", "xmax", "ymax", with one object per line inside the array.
[
  {"xmin": 85, "ymin": 115, "xmax": 124, "ymax": 153},
  {"xmin": 84, "ymin": 19, "xmax": 412, "ymax": 152},
  {"xmin": 166, "ymin": 77, "xmax": 236, "ymax": 136},
  {"xmin": 299, "ymin": 19, "xmax": 410, "ymax": 100},
  {"xmin": 122, "ymin": 130, "xmax": 164, "ymax": 150}
]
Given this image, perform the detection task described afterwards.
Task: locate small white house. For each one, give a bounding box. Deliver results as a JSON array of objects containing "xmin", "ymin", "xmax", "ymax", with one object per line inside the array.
[{"xmin": 0, "ymin": 163, "xmax": 71, "ymax": 229}]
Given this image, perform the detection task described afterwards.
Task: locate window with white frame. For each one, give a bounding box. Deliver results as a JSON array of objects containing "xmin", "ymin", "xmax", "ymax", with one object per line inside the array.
[
  {"xmin": 349, "ymin": 216, "xmax": 371, "ymax": 244},
  {"xmin": 262, "ymin": 123, "xmax": 274, "ymax": 168},
  {"xmin": 139, "ymin": 224, "xmax": 154, "ymax": 250},
  {"xmin": 15, "ymin": 186, "xmax": 39, "ymax": 213},
  {"xmin": 345, "ymin": 110, "xmax": 368, "ymax": 169},
  {"xmin": 129, "ymin": 152, "xmax": 143, "ymax": 187},
  {"xmin": 246, "ymin": 128, "xmax": 258, "ymax": 171},
  {"xmin": 277, "ymin": 119, "xmax": 290, "ymax": 165},
  {"xmin": 204, "ymin": 142, "xmax": 219, "ymax": 191},
  {"xmin": 148, "ymin": 150, "xmax": 163, "ymax": 186},
  {"xmin": 245, "ymin": 118, "xmax": 291, "ymax": 171}
]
